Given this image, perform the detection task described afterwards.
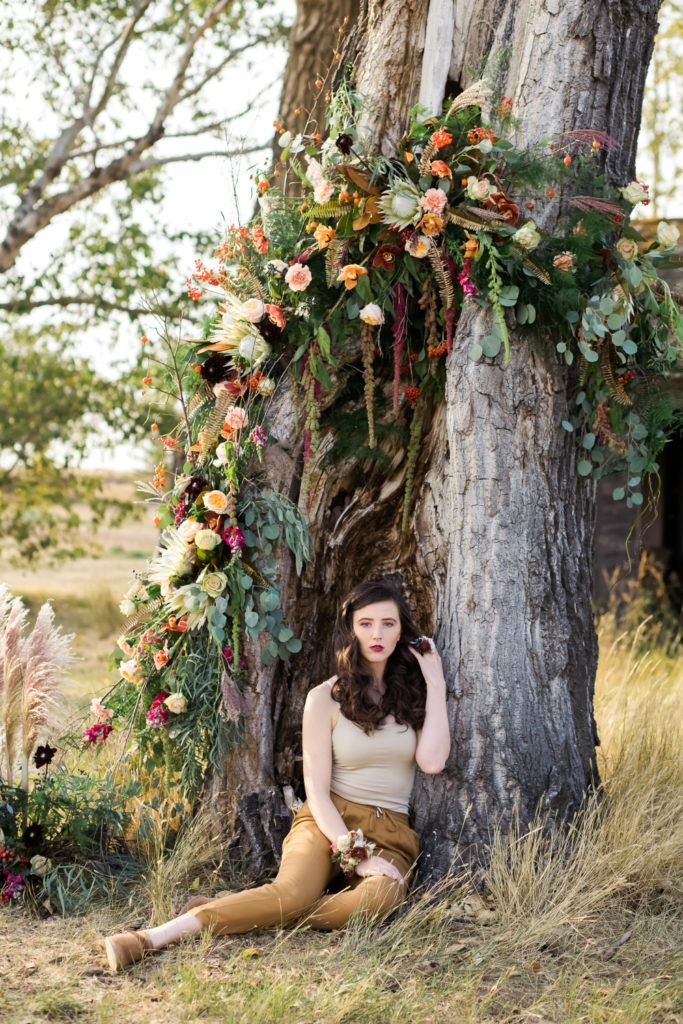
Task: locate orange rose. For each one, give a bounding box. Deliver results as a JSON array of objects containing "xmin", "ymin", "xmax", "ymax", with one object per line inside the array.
[
  {"xmin": 431, "ymin": 160, "xmax": 452, "ymax": 179},
  {"xmin": 337, "ymin": 264, "xmax": 367, "ymax": 290}
]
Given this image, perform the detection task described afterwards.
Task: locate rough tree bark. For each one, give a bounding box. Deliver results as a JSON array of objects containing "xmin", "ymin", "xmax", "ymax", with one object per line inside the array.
[{"xmin": 206, "ymin": 0, "xmax": 662, "ymax": 879}]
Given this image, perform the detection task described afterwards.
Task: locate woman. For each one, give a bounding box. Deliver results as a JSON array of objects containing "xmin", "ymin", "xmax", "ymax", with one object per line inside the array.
[{"xmin": 104, "ymin": 579, "xmax": 450, "ymax": 970}]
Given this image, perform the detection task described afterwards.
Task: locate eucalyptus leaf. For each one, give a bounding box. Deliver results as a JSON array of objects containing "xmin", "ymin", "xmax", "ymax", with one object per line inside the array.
[
  {"xmin": 582, "ymin": 433, "xmax": 595, "ymax": 450},
  {"xmin": 577, "ymin": 460, "xmax": 593, "ymax": 476},
  {"xmin": 468, "ymin": 342, "xmax": 483, "ymax": 362},
  {"xmin": 612, "ymin": 487, "xmax": 625, "ymax": 500},
  {"xmin": 480, "ymin": 334, "xmax": 502, "ymax": 357}
]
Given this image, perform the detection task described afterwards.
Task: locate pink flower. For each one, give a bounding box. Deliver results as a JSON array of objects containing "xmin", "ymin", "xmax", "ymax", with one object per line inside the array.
[
  {"xmin": 153, "ymin": 648, "xmax": 169, "ymax": 671},
  {"xmin": 90, "ymin": 698, "xmax": 113, "ymax": 721},
  {"xmin": 285, "ymin": 264, "xmax": 312, "ymax": 291},
  {"xmin": 82, "ymin": 722, "xmax": 114, "ymax": 745},
  {"xmin": 147, "ymin": 690, "xmax": 170, "ymax": 729},
  {"xmin": 249, "ymin": 426, "xmax": 267, "ymax": 449},
  {"xmin": 419, "ymin": 188, "xmax": 447, "ymax": 214},
  {"xmin": 221, "ymin": 406, "xmax": 248, "ymax": 438},
  {"xmin": 553, "ymin": 251, "xmax": 576, "ymax": 273},
  {"xmin": 313, "ymin": 181, "xmax": 335, "ymax": 204},
  {"xmin": 222, "ymin": 525, "xmax": 246, "ymax": 552}
]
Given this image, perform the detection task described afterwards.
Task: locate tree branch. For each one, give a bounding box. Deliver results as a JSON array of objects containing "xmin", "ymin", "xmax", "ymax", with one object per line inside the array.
[
  {"xmin": 89, "ymin": 0, "xmax": 156, "ymax": 120},
  {"xmin": 0, "ymin": 294, "xmax": 177, "ymax": 317},
  {"xmin": 126, "ymin": 143, "xmax": 269, "ymax": 174}
]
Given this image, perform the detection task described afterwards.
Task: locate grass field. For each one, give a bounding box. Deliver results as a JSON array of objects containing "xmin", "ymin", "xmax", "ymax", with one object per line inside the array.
[{"xmin": 1, "ymin": 490, "xmax": 681, "ymax": 1023}]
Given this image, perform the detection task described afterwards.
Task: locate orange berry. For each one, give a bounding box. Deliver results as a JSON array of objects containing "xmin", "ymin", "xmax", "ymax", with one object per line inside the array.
[
  {"xmin": 564, "ymin": 155, "xmax": 572, "ymax": 165},
  {"xmin": 151, "ymin": 423, "xmax": 158, "ymax": 431},
  {"xmin": 141, "ymin": 336, "xmax": 148, "ymax": 344},
  {"xmin": 315, "ymin": 78, "xmax": 323, "ymax": 88},
  {"xmin": 547, "ymin": 189, "xmax": 555, "ymax": 197},
  {"xmin": 294, "ymin": 108, "xmax": 301, "ymax": 115},
  {"xmin": 461, "ymin": 178, "xmax": 468, "ymax": 186},
  {"xmin": 526, "ymin": 202, "xmax": 534, "ymax": 209}
]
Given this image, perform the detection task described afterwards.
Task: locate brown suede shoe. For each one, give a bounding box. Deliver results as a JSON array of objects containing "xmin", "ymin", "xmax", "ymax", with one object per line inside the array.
[
  {"xmin": 103, "ymin": 929, "xmax": 154, "ymax": 971},
  {"xmin": 178, "ymin": 894, "xmax": 212, "ymax": 916}
]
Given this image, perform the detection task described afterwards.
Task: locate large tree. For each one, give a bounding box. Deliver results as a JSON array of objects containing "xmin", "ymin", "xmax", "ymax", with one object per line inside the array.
[{"xmin": 203, "ymin": 0, "xmax": 662, "ymax": 877}]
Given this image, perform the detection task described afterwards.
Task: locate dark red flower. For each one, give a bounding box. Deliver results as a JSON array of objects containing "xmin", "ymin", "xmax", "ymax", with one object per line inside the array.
[
  {"xmin": 372, "ymin": 244, "xmax": 401, "ymax": 272},
  {"xmin": 34, "ymin": 744, "xmax": 57, "ymax": 768}
]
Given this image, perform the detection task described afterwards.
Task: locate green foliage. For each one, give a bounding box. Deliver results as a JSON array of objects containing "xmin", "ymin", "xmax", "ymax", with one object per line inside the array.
[{"xmin": 0, "ymin": 330, "xmax": 161, "ymax": 560}]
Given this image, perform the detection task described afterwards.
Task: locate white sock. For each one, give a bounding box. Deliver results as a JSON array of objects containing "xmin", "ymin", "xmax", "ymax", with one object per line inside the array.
[{"xmin": 145, "ymin": 912, "xmax": 202, "ymax": 949}]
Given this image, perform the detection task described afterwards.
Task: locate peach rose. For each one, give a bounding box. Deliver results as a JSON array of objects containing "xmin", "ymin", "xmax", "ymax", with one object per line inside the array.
[
  {"xmin": 265, "ymin": 303, "xmax": 286, "ymax": 329},
  {"xmin": 90, "ymin": 698, "xmax": 114, "ymax": 721},
  {"xmin": 117, "ymin": 635, "xmax": 136, "ymax": 657},
  {"xmin": 240, "ymin": 298, "xmax": 266, "ymax": 322},
  {"xmin": 553, "ymin": 251, "xmax": 576, "ymax": 273},
  {"xmin": 337, "ymin": 264, "xmax": 367, "ymax": 290},
  {"xmin": 616, "ymin": 237, "xmax": 639, "ymax": 261},
  {"xmin": 285, "ymin": 264, "xmax": 313, "ymax": 291},
  {"xmin": 153, "ymin": 648, "xmax": 169, "ymax": 671},
  {"xmin": 203, "ymin": 490, "xmax": 230, "ymax": 514},
  {"xmin": 176, "ymin": 519, "xmax": 203, "ymax": 542},
  {"xmin": 222, "ymin": 406, "xmax": 248, "ymax": 436},
  {"xmin": 120, "ymin": 658, "xmax": 144, "ymax": 686}
]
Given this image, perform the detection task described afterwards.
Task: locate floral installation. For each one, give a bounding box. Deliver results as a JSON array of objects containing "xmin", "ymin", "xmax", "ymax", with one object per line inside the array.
[{"xmin": 110, "ymin": 73, "xmax": 681, "ymax": 797}]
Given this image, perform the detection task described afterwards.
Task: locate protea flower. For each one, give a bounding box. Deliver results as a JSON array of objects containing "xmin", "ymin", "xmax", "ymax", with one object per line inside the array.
[
  {"xmin": 379, "ymin": 181, "xmax": 421, "ymax": 229},
  {"xmin": 146, "ymin": 530, "xmax": 196, "ymax": 584}
]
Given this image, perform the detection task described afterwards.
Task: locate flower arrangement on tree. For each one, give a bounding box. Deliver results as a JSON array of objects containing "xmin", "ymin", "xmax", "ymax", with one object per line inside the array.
[{"xmin": 107, "ymin": 76, "xmax": 681, "ymax": 795}]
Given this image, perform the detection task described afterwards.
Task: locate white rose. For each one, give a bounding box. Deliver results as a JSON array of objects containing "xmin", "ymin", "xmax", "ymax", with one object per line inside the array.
[
  {"xmin": 164, "ymin": 693, "xmax": 188, "ymax": 715},
  {"xmin": 466, "ymin": 176, "xmax": 492, "ymax": 202},
  {"xmin": 120, "ymin": 658, "xmax": 144, "ymax": 686},
  {"xmin": 619, "ymin": 180, "xmax": 649, "ymax": 205},
  {"xmin": 238, "ymin": 334, "xmax": 271, "ymax": 365},
  {"xmin": 616, "ymin": 237, "xmax": 639, "ymax": 261},
  {"xmin": 213, "ymin": 442, "xmax": 230, "ymax": 467},
  {"xmin": 30, "ymin": 855, "xmax": 52, "ymax": 877},
  {"xmin": 199, "ymin": 571, "xmax": 227, "ymax": 597},
  {"xmin": 119, "ymin": 598, "xmax": 136, "ymax": 616},
  {"xmin": 194, "ymin": 529, "xmax": 222, "ymax": 551},
  {"xmin": 240, "ymin": 298, "xmax": 266, "ymax": 323},
  {"xmin": 656, "ymin": 221, "xmax": 680, "ymax": 248},
  {"xmin": 513, "ymin": 221, "xmax": 542, "ymax": 251},
  {"xmin": 359, "ymin": 303, "xmax": 385, "ymax": 326}
]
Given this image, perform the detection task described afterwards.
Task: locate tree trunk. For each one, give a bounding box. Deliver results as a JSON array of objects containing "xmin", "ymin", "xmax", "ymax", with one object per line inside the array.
[{"xmin": 208, "ymin": 0, "xmax": 662, "ymax": 879}]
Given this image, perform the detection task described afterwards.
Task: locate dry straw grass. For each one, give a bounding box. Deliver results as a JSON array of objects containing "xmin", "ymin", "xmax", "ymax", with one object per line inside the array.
[{"xmin": 1, "ymin": 618, "xmax": 681, "ymax": 1023}]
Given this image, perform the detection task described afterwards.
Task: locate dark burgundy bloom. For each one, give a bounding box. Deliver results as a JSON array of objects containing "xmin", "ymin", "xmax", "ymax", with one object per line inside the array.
[
  {"xmin": 21, "ymin": 823, "xmax": 44, "ymax": 848},
  {"xmin": 34, "ymin": 744, "xmax": 57, "ymax": 768},
  {"xmin": 335, "ymin": 133, "xmax": 354, "ymax": 155},
  {"xmin": 372, "ymin": 244, "xmax": 401, "ymax": 273},
  {"xmin": 199, "ymin": 353, "xmax": 233, "ymax": 384},
  {"xmin": 182, "ymin": 476, "xmax": 207, "ymax": 503}
]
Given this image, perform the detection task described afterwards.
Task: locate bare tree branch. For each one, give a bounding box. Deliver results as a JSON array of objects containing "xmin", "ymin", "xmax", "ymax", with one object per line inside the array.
[
  {"xmin": 0, "ymin": 294, "xmax": 178, "ymax": 317},
  {"xmin": 89, "ymin": 0, "xmax": 156, "ymax": 120},
  {"xmin": 177, "ymin": 37, "xmax": 270, "ymax": 104},
  {"xmin": 126, "ymin": 142, "xmax": 269, "ymax": 173}
]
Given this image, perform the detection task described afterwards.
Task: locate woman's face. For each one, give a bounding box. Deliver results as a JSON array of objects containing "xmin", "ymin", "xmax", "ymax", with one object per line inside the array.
[{"xmin": 351, "ymin": 600, "xmax": 402, "ymax": 672}]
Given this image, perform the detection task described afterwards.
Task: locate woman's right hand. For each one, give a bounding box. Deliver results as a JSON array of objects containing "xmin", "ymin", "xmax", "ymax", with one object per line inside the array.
[{"xmin": 354, "ymin": 855, "xmax": 404, "ymax": 883}]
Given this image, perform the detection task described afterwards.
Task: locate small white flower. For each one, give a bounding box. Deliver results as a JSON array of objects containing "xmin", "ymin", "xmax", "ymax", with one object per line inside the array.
[
  {"xmin": 359, "ymin": 303, "xmax": 385, "ymax": 326},
  {"xmin": 513, "ymin": 221, "xmax": 542, "ymax": 251},
  {"xmin": 619, "ymin": 180, "xmax": 649, "ymax": 205},
  {"xmin": 238, "ymin": 334, "xmax": 271, "ymax": 365},
  {"xmin": 656, "ymin": 221, "xmax": 680, "ymax": 248}
]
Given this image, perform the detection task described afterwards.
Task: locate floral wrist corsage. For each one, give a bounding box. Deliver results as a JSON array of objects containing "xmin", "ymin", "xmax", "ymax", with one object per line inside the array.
[{"xmin": 330, "ymin": 830, "xmax": 376, "ymax": 877}]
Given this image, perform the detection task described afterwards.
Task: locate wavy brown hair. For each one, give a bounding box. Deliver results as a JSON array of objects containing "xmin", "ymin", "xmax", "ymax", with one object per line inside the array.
[{"xmin": 331, "ymin": 580, "xmax": 426, "ymax": 734}]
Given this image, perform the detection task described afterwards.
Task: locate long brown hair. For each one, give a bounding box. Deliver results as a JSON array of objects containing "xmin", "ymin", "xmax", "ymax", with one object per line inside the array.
[{"xmin": 331, "ymin": 580, "xmax": 426, "ymax": 734}]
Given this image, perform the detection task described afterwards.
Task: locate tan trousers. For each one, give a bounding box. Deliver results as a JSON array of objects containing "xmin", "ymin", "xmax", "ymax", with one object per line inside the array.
[{"xmin": 193, "ymin": 793, "xmax": 420, "ymax": 935}]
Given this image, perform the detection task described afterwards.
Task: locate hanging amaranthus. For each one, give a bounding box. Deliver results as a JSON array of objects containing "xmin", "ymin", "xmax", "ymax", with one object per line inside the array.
[
  {"xmin": 392, "ymin": 283, "xmax": 408, "ymax": 415},
  {"xmin": 401, "ymin": 393, "xmax": 425, "ymax": 532},
  {"xmin": 360, "ymin": 323, "xmax": 376, "ymax": 447}
]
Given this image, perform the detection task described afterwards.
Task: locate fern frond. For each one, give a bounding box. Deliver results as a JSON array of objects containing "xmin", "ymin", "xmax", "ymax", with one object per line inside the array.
[
  {"xmin": 241, "ymin": 560, "xmax": 272, "ymax": 590},
  {"xmin": 427, "ymin": 249, "xmax": 454, "ymax": 310},
  {"xmin": 419, "ymin": 141, "xmax": 437, "ymax": 176},
  {"xmin": 446, "ymin": 209, "xmax": 493, "ymax": 231},
  {"xmin": 188, "ymin": 382, "xmax": 213, "ymax": 416},
  {"xmin": 198, "ymin": 388, "xmax": 235, "ymax": 451},
  {"xmin": 325, "ymin": 237, "xmax": 346, "ymax": 287},
  {"xmin": 238, "ymin": 266, "xmax": 266, "ymax": 301},
  {"xmin": 600, "ymin": 343, "xmax": 632, "ymax": 406},
  {"xmin": 308, "ymin": 201, "xmax": 353, "ymax": 219},
  {"xmin": 122, "ymin": 598, "xmax": 164, "ymax": 635},
  {"xmin": 579, "ymin": 357, "xmax": 590, "ymax": 386},
  {"xmin": 463, "ymin": 204, "xmax": 508, "ymax": 223},
  {"xmin": 520, "ymin": 251, "xmax": 552, "ymax": 285}
]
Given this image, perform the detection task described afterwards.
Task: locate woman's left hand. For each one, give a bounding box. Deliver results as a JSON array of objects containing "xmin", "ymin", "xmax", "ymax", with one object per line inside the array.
[
  {"xmin": 354, "ymin": 855, "xmax": 404, "ymax": 883},
  {"xmin": 407, "ymin": 642, "xmax": 446, "ymax": 688}
]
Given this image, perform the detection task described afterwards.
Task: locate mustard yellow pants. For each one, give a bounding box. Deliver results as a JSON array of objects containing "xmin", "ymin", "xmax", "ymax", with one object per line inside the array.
[{"xmin": 193, "ymin": 793, "xmax": 420, "ymax": 935}]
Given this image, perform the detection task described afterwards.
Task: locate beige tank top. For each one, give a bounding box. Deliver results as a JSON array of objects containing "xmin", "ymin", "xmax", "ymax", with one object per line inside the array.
[{"xmin": 330, "ymin": 709, "xmax": 417, "ymax": 814}]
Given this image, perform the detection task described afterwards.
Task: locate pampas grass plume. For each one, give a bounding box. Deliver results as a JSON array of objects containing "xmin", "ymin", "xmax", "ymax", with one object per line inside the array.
[{"xmin": 0, "ymin": 595, "xmax": 29, "ymax": 786}]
